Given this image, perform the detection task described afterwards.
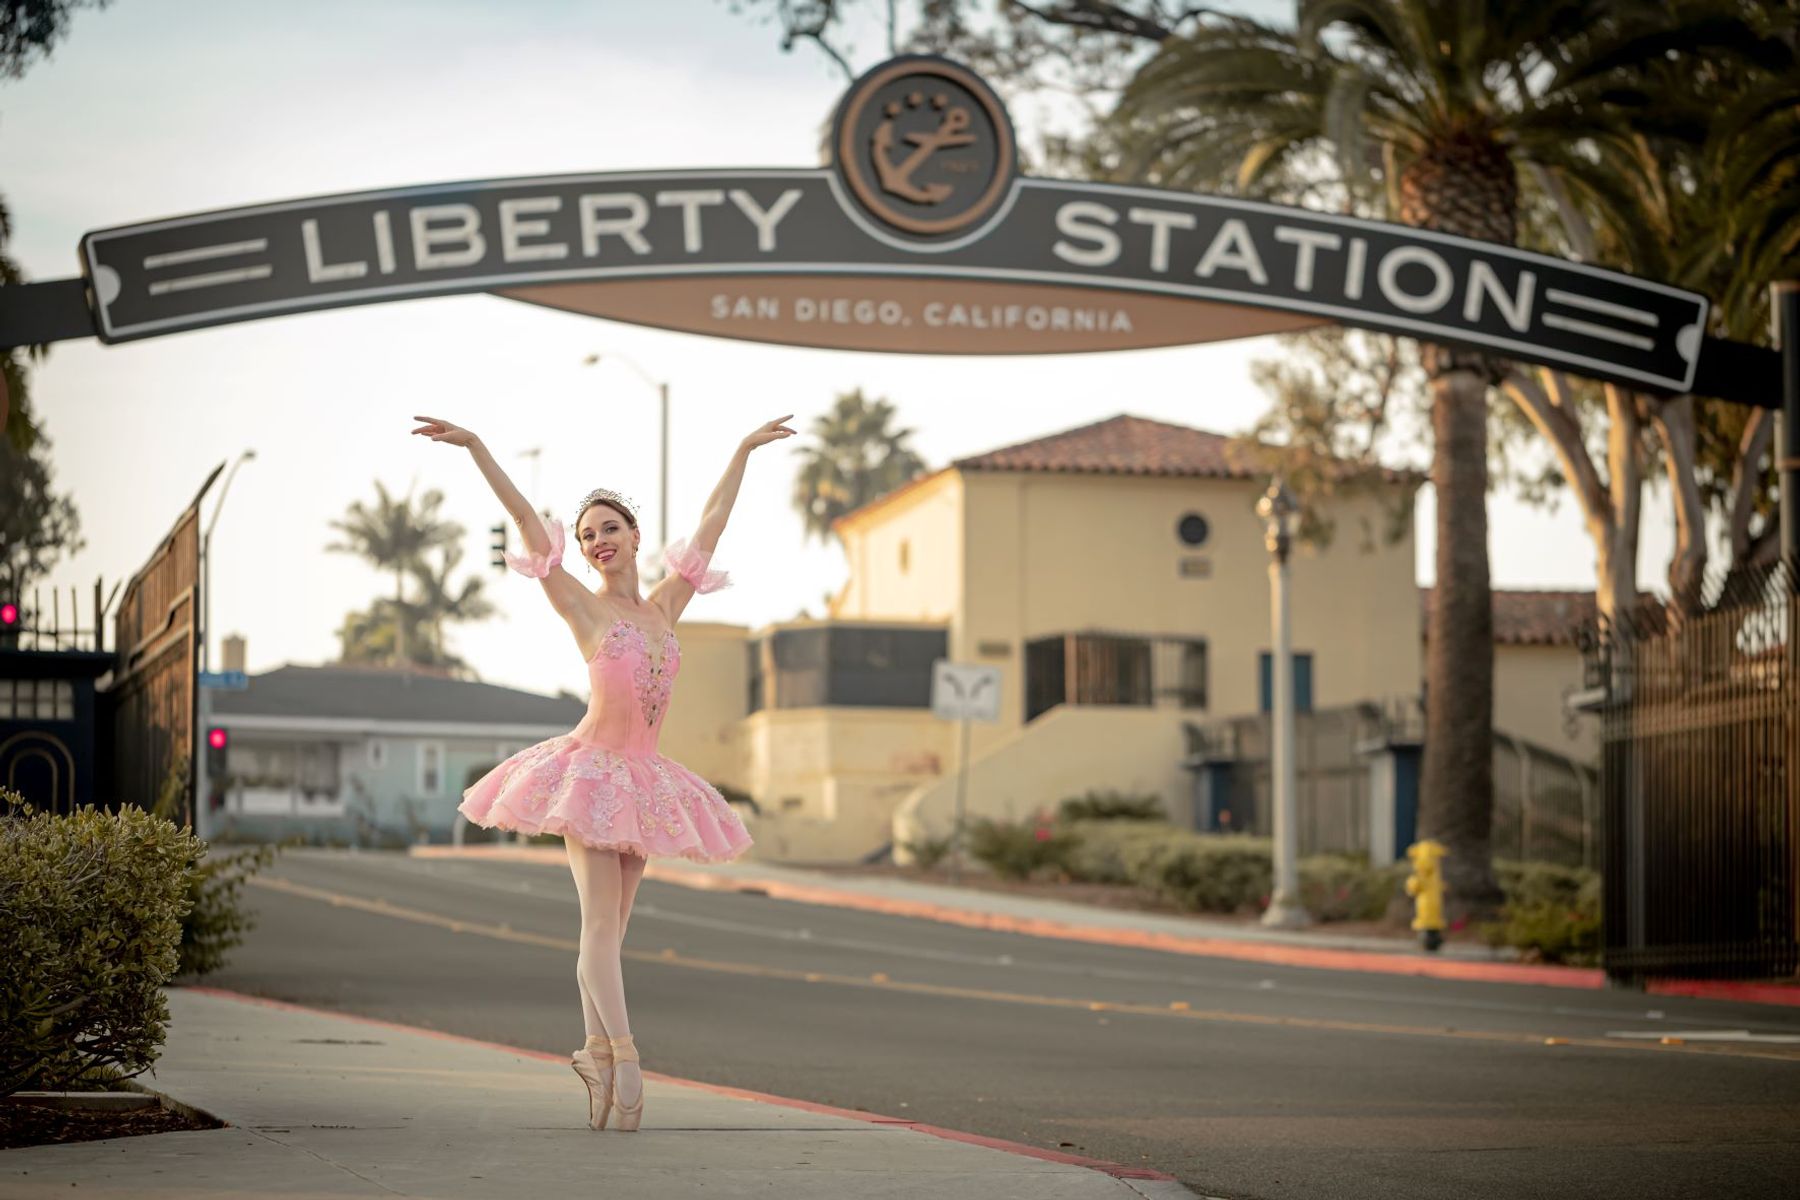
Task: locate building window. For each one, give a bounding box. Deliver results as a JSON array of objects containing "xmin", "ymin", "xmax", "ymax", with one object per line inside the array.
[
  {"xmin": 1026, "ymin": 634, "xmax": 1206, "ymax": 721},
  {"xmin": 1173, "ymin": 640, "xmax": 1208, "ymax": 709},
  {"xmin": 899, "ymin": 539, "xmax": 910, "ymax": 572},
  {"xmin": 1258, "ymin": 652, "xmax": 1315, "ymax": 714},
  {"xmin": 417, "ymin": 742, "xmax": 444, "ymax": 795},
  {"xmin": 748, "ymin": 625, "xmax": 948, "ymax": 711},
  {"xmin": 367, "ymin": 739, "xmax": 388, "ymax": 769},
  {"xmin": 0, "ymin": 680, "xmax": 74, "ymax": 721},
  {"xmin": 1177, "ymin": 512, "xmax": 1210, "ymax": 547}
]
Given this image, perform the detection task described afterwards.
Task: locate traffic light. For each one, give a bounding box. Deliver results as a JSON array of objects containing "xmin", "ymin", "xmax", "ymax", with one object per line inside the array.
[
  {"xmin": 205, "ymin": 727, "xmax": 229, "ymax": 807},
  {"xmin": 490, "ymin": 522, "xmax": 507, "ymax": 571},
  {"xmin": 0, "ymin": 602, "xmax": 16, "ymax": 627}
]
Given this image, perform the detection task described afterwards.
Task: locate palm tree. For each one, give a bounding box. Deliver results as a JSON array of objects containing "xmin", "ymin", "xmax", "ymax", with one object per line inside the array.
[
  {"xmin": 791, "ymin": 388, "xmax": 928, "ymax": 541},
  {"xmin": 325, "ymin": 481, "xmax": 462, "ymax": 665},
  {"xmin": 409, "ymin": 542, "xmax": 496, "ymax": 673},
  {"xmin": 1114, "ymin": 1, "xmax": 1780, "ymax": 921}
]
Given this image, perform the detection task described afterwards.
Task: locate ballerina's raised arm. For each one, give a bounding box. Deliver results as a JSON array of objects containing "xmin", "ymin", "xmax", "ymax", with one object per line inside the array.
[
  {"xmin": 650, "ymin": 415, "xmax": 795, "ymax": 625},
  {"xmin": 410, "ymin": 413, "xmax": 602, "ymax": 637}
]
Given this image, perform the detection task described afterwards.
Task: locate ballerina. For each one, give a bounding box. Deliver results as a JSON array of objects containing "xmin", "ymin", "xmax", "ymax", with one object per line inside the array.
[{"xmin": 411, "ymin": 410, "xmax": 794, "ymax": 1132}]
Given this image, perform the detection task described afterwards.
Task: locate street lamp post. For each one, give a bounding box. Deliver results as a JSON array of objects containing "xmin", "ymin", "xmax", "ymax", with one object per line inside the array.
[
  {"xmin": 202, "ymin": 448, "xmax": 257, "ymax": 672},
  {"xmin": 583, "ymin": 352, "xmax": 669, "ymax": 578},
  {"xmin": 1257, "ymin": 477, "xmax": 1310, "ymax": 930}
]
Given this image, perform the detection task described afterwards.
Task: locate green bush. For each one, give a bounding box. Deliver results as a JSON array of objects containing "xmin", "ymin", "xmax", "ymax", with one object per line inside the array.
[
  {"xmin": 1058, "ymin": 791, "xmax": 1166, "ymax": 822},
  {"xmin": 175, "ymin": 842, "xmax": 279, "ymax": 977},
  {"xmin": 1481, "ymin": 860, "xmax": 1603, "ymax": 965},
  {"xmin": 1061, "ymin": 819, "xmax": 1178, "ymax": 885},
  {"xmin": 1300, "ymin": 854, "xmax": 1410, "ymax": 923},
  {"xmin": 1137, "ymin": 834, "xmax": 1274, "ymax": 914},
  {"xmin": 1, "ymin": 788, "xmax": 205, "ymax": 1097},
  {"xmin": 149, "ymin": 755, "xmax": 281, "ymax": 977},
  {"xmin": 966, "ymin": 817, "xmax": 1077, "ymax": 881},
  {"xmin": 901, "ymin": 832, "xmax": 955, "ymax": 871}
]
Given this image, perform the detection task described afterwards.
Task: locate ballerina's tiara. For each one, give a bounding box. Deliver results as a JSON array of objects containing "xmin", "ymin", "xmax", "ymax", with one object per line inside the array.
[{"xmin": 573, "ymin": 487, "xmax": 640, "ymax": 526}]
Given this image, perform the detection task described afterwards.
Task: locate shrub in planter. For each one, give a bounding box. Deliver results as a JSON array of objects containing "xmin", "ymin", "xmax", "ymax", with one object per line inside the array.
[
  {"xmin": 1058, "ymin": 791, "xmax": 1166, "ymax": 823},
  {"xmin": 1134, "ymin": 834, "xmax": 1273, "ymax": 914},
  {"xmin": 175, "ymin": 842, "xmax": 279, "ymax": 978},
  {"xmin": 1, "ymin": 788, "xmax": 205, "ymax": 1097},
  {"xmin": 901, "ymin": 833, "xmax": 955, "ymax": 871},
  {"xmin": 1299, "ymin": 854, "xmax": 1411, "ymax": 923},
  {"xmin": 1062, "ymin": 820, "xmax": 1179, "ymax": 885},
  {"xmin": 148, "ymin": 757, "xmax": 281, "ymax": 978},
  {"xmin": 966, "ymin": 817, "xmax": 1077, "ymax": 881},
  {"xmin": 1481, "ymin": 860, "xmax": 1602, "ymax": 965}
]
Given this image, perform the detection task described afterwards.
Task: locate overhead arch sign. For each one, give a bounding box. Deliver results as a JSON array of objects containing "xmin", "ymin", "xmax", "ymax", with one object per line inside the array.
[{"xmin": 0, "ymin": 55, "xmax": 1776, "ymax": 403}]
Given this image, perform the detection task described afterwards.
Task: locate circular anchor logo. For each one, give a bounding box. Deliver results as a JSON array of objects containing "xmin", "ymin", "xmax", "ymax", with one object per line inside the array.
[{"xmin": 831, "ymin": 56, "xmax": 1017, "ymax": 245}]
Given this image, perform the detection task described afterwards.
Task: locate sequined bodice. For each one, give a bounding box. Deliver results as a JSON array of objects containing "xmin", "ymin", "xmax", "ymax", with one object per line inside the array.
[{"xmin": 570, "ymin": 617, "xmax": 680, "ymax": 755}]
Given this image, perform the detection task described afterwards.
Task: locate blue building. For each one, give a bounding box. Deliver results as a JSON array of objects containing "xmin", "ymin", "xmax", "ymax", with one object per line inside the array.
[{"xmin": 200, "ymin": 661, "xmax": 583, "ymax": 847}]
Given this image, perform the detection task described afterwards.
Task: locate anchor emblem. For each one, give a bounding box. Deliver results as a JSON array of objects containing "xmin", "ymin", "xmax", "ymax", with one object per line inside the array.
[{"xmin": 870, "ymin": 92, "xmax": 975, "ymax": 205}]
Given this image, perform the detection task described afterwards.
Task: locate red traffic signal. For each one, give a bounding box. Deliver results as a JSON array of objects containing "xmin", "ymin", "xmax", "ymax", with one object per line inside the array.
[
  {"xmin": 0, "ymin": 602, "xmax": 17, "ymax": 626},
  {"xmin": 207, "ymin": 727, "xmax": 228, "ymax": 750}
]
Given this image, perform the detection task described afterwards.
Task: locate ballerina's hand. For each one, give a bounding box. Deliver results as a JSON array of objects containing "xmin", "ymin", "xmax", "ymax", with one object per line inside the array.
[
  {"xmin": 741, "ymin": 415, "xmax": 797, "ymax": 451},
  {"xmin": 411, "ymin": 415, "xmax": 479, "ymax": 448}
]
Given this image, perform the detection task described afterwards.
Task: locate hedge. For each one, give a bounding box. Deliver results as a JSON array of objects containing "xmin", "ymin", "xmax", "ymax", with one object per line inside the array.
[{"xmin": 1, "ymin": 788, "xmax": 204, "ymax": 1097}]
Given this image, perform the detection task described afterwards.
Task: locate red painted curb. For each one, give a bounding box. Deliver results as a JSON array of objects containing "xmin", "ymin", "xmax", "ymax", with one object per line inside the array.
[
  {"xmin": 407, "ymin": 846, "xmax": 1800, "ymax": 1006},
  {"xmin": 175, "ymin": 985, "xmax": 1180, "ymax": 1184},
  {"xmin": 1645, "ymin": 978, "xmax": 1800, "ymax": 1006}
]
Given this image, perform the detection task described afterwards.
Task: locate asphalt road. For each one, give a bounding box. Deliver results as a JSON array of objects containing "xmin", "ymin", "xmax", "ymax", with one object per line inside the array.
[{"xmin": 198, "ymin": 848, "xmax": 1800, "ymax": 1200}]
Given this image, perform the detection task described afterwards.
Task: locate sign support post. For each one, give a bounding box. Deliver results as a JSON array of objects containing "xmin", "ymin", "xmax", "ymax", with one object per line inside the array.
[
  {"xmin": 931, "ymin": 660, "xmax": 1001, "ymax": 882},
  {"xmin": 1775, "ymin": 282, "xmax": 1800, "ymax": 566}
]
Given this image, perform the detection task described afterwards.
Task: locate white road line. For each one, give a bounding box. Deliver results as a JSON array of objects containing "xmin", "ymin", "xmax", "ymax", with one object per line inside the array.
[{"xmin": 142, "ymin": 239, "xmax": 269, "ymax": 269}]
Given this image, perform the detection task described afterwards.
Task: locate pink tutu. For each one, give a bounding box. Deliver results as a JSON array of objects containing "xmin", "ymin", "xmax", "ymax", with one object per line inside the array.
[
  {"xmin": 459, "ymin": 734, "xmax": 751, "ymax": 862},
  {"xmin": 470, "ymin": 517, "xmax": 751, "ymax": 861}
]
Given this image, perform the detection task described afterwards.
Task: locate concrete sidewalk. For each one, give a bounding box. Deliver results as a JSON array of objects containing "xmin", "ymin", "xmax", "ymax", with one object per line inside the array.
[
  {"xmin": 410, "ymin": 845, "xmax": 1800, "ymax": 1005},
  {"xmin": 1, "ymin": 987, "xmax": 1198, "ymax": 1200}
]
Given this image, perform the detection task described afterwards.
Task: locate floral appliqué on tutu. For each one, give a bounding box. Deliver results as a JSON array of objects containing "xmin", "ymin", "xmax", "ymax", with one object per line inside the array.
[{"xmin": 460, "ymin": 517, "xmax": 752, "ymax": 862}]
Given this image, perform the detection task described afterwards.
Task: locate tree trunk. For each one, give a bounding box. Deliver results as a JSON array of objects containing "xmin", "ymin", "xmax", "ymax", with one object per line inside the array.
[
  {"xmin": 395, "ymin": 568, "xmax": 407, "ymax": 666},
  {"xmin": 1650, "ymin": 396, "xmax": 1708, "ymax": 606},
  {"xmin": 1402, "ymin": 135, "xmax": 1514, "ymax": 925},
  {"xmin": 1421, "ymin": 349, "xmax": 1504, "ymax": 922}
]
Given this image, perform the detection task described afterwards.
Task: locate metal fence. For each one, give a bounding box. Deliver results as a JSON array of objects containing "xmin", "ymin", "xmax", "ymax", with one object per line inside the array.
[
  {"xmin": 107, "ymin": 498, "xmax": 203, "ymax": 822},
  {"xmin": 1580, "ymin": 562, "xmax": 1798, "ymax": 982},
  {"xmin": 1186, "ymin": 698, "xmax": 1599, "ymax": 865}
]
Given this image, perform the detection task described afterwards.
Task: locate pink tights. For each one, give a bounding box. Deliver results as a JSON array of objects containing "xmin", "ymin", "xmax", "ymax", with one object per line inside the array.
[{"xmin": 565, "ymin": 842, "xmax": 648, "ymax": 1041}]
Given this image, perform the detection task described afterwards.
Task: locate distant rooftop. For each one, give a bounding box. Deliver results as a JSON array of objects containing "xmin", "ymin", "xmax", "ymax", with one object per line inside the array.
[
  {"xmin": 210, "ymin": 664, "xmax": 585, "ymax": 726},
  {"xmin": 1420, "ymin": 589, "xmax": 1597, "ymax": 647},
  {"xmin": 837, "ymin": 413, "xmax": 1416, "ymax": 532}
]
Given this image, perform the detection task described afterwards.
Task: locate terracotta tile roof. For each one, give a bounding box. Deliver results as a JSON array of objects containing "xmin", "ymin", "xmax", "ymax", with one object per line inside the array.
[
  {"xmin": 1419, "ymin": 588, "xmax": 1596, "ymax": 647},
  {"xmin": 952, "ymin": 414, "xmax": 1249, "ymax": 478},
  {"xmin": 835, "ymin": 413, "xmax": 1415, "ymax": 533}
]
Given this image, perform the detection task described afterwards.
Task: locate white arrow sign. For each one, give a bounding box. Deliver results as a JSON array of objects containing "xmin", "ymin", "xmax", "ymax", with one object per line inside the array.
[{"xmin": 932, "ymin": 661, "xmax": 1001, "ymax": 724}]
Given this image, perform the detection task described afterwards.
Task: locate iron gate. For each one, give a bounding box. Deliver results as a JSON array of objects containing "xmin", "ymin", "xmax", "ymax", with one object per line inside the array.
[{"xmin": 1583, "ymin": 564, "xmax": 1799, "ymax": 981}]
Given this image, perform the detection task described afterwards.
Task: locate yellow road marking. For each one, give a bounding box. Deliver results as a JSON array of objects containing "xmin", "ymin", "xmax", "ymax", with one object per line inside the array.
[{"xmin": 248, "ymin": 875, "xmax": 1800, "ymax": 1064}]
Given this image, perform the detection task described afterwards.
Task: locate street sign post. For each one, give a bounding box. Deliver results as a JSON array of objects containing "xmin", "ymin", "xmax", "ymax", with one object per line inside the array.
[{"xmin": 931, "ymin": 661, "xmax": 1002, "ymax": 881}]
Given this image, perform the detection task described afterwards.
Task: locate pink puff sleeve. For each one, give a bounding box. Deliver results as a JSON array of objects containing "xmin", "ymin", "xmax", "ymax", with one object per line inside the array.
[
  {"xmin": 502, "ymin": 515, "xmax": 565, "ymax": 578},
  {"xmin": 662, "ymin": 536, "xmax": 732, "ymax": 593}
]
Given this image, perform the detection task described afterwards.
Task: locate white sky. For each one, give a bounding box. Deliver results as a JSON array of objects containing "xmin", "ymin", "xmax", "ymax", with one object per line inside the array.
[{"xmin": 5, "ymin": 0, "xmax": 1682, "ymax": 699}]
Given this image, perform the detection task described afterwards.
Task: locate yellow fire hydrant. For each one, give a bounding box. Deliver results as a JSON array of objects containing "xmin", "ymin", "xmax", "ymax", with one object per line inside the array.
[{"xmin": 1403, "ymin": 839, "xmax": 1448, "ymax": 952}]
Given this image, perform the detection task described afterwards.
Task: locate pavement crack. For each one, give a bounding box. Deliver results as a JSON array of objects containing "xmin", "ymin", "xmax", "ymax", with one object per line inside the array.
[{"xmin": 241, "ymin": 1125, "xmax": 410, "ymax": 1195}]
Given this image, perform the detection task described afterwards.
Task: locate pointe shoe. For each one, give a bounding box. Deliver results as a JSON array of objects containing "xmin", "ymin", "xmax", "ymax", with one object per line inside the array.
[
  {"xmin": 608, "ymin": 1035, "xmax": 644, "ymax": 1132},
  {"xmin": 570, "ymin": 1036, "xmax": 613, "ymax": 1131}
]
